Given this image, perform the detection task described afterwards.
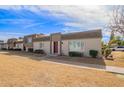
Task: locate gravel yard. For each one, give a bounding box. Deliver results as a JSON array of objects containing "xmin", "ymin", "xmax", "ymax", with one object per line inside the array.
[{"xmin": 0, "ymin": 51, "xmax": 124, "ymax": 87}]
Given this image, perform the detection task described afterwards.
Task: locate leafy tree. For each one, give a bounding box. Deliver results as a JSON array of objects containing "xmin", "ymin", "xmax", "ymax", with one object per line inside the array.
[
  {"xmin": 101, "ymin": 41, "xmax": 109, "ymax": 55},
  {"xmin": 115, "ymin": 36, "xmax": 124, "ymax": 46},
  {"xmin": 104, "ymin": 48, "xmax": 112, "ymax": 59},
  {"xmin": 121, "ymin": 41, "xmax": 124, "ymax": 46}
]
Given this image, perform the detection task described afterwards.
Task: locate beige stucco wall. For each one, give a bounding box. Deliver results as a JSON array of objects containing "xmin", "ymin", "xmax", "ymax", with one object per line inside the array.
[
  {"xmin": 33, "ymin": 41, "xmax": 50, "ymax": 54},
  {"xmin": 61, "ymin": 38, "xmax": 102, "ymax": 57},
  {"xmin": 43, "ymin": 41, "xmax": 50, "ymax": 54},
  {"xmin": 33, "ymin": 38, "xmax": 102, "ymax": 57},
  {"xmin": 61, "ymin": 40, "xmax": 69, "ymax": 55},
  {"xmin": 51, "ymin": 33, "xmax": 61, "ymax": 41},
  {"xmin": 83, "ymin": 38, "xmax": 102, "ymax": 57},
  {"xmin": 0, "ymin": 45, "xmax": 2, "ymax": 49},
  {"xmin": 2, "ymin": 44, "xmax": 8, "ymax": 49},
  {"xmin": 33, "ymin": 42, "xmax": 40, "ymax": 50},
  {"xmin": 0, "ymin": 44, "xmax": 2, "ymax": 50}
]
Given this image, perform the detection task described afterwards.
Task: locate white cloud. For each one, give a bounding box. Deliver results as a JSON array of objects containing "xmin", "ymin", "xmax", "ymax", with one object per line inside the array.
[
  {"xmin": 0, "ymin": 32, "xmax": 25, "ymax": 41},
  {"xmin": 0, "ymin": 5, "xmax": 113, "ymax": 42},
  {"xmin": 23, "ymin": 22, "xmax": 45, "ymax": 29},
  {"xmin": 64, "ymin": 22, "xmax": 83, "ymax": 27},
  {"xmin": 38, "ymin": 5, "xmax": 111, "ymax": 31},
  {"xmin": 0, "ymin": 5, "xmax": 111, "ymax": 23},
  {"xmin": 39, "ymin": 6, "xmax": 110, "ymax": 23}
]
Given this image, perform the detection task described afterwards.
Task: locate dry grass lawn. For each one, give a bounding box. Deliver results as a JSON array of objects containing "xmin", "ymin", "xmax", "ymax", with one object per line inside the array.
[{"xmin": 0, "ymin": 51, "xmax": 124, "ymax": 87}]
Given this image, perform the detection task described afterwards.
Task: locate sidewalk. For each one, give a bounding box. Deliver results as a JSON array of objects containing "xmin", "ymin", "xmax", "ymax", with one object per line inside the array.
[
  {"xmin": 106, "ymin": 66, "xmax": 124, "ymax": 74},
  {"xmin": 43, "ymin": 57, "xmax": 124, "ymax": 74}
]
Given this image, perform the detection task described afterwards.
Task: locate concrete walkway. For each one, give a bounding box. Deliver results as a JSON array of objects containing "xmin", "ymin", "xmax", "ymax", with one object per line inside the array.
[
  {"xmin": 106, "ymin": 66, "xmax": 124, "ymax": 74},
  {"xmin": 43, "ymin": 57, "xmax": 124, "ymax": 74}
]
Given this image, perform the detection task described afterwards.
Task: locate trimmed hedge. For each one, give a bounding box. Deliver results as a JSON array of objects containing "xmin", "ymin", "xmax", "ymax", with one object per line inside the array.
[
  {"xmin": 13, "ymin": 48, "xmax": 22, "ymax": 51},
  {"xmin": 8, "ymin": 48, "xmax": 13, "ymax": 51},
  {"xmin": 34, "ymin": 49, "xmax": 45, "ymax": 54},
  {"xmin": 1, "ymin": 48, "xmax": 7, "ymax": 50},
  {"xmin": 69, "ymin": 51, "xmax": 83, "ymax": 57},
  {"xmin": 89, "ymin": 50, "xmax": 98, "ymax": 58},
  {"xmin": 28, "ymin": 48, "xmax": 33, "ymax": 52}
]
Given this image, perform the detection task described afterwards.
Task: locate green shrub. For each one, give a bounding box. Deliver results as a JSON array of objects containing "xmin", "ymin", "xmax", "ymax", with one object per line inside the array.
[
  {"xmin": 1, "ymin": 48, "xmax": 7, "ymax": 50},
  {"xmin": 101, "ymin": 48, "xmax": 104, "ymax": 55},
  {"xmin": 8, "ymin": 48, "xmax": 13, "ymax": 51},
  {"xmin": 69, "ymin": 51, "xmax": 83, "ymax": 57},
  {"xmin": 104, "ymin": 48, "xmax": 112, "ymax": 58},
  {"xmin": 34, "ymin": 49, "xmax": 45, "ymax": 54},
  {"xmin": 28, "ymin": 48, "xmax": 33, "ymax": 52},
  {"xmin": 14, "ymin": 48, "xmax": 22, "ymax": 51},
  {"xmin": 101, "ymin": 44, "xmax": 109, "ymax": 55},
  {"xmin": 89, "ymin": 50, "xmax": 98, "ymax": 58}
]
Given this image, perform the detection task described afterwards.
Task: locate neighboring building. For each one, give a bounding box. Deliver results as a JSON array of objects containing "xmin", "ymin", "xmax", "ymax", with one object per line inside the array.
[
  {"xmin": 33, "ymin": 29, "xmax": 102, "ymax": 57},
  {"xmin": 1, "ymin": 43, "xmax": 8, "ymax": 50},
  {"xmin": 0, "ymin": 40, "xmax": 4, "ymax": 50},
  {"xmin": 23, "ymin": 34, "xmax": 45, "ymax": 52},
  {"xmin": 33, "ymin": 36, "xmax": 51, "ymax": 54},
  {"xmin": 14, "ymin": 38, "xmax": 24, "ymax": 50},
  {"xmin": 7, "ymin": 38, "xmax": 17, "ymax": 49},
  {"xmin": 0, "ymin": 40, "xmax": 4, "ymax": 43}
]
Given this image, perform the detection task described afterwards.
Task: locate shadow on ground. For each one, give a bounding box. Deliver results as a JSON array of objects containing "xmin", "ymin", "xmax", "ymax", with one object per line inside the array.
[
  {"xmin": 0, "ymin": 50, "xmax": 106, "ymax": 70},
  {"xmin": 45, "ymin": 56, "xmax": 106, "ymax": 69},
  {"xmin": 0, "ymin": 50, "xmax": 43, "ymax": 61}
]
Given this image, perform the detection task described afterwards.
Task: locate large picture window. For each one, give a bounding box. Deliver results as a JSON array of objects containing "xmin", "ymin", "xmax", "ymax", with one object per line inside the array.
[
  {"xmin": 27, "ymin": 37, "xmax": 32, "ymax": 43},
  {"xmin": 69, "ymin": 40, "xmax": 84, "ymax": 52}
]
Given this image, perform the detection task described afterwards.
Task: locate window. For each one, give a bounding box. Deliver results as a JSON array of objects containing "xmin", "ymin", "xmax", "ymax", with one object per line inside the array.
[
  {"xmin": 17, "ymin": 44, "xmax": 19, "ymax": 48},
  {"xmin": 69, "ymin": 40, "xmax": 84, "ymax": 52},
  {"xmin": 27, "ymin": 37, "xmax": 32, "ymax": 43}
]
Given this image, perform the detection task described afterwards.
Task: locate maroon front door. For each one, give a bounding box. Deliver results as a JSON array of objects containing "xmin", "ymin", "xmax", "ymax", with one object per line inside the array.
[{"xmin": 54, "ymin": 41, "xmax": 58, "ymax": 53}]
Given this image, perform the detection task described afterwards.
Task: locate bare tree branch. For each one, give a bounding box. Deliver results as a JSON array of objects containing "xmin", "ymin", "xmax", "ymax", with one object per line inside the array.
[{"xmin": 108, "ymin": 6, "xmax": 124, "ymax": 35}]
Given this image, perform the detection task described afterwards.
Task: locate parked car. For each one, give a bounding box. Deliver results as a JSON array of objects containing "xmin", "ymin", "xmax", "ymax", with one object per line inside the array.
[{"xmin": 110, "ymin": 46, "xmax": 124, "ymax": 51}]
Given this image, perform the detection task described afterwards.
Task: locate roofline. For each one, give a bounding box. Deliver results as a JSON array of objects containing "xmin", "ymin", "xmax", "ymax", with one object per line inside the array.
[
  {"xmin": 33, "ymin": 36, "xmax": 50, "ymax": 42},
  {"xmin": 33, "ymin": 29, "xmax": 102, "ymax": 42},
  {"xmin": 24, "ymin": 33, "xmax": 44, "ymax": 37},
  {"xmin": 62, "ymin": 29, "xmax": 102, "ymax": 36},
  {"xmin": 15, "ymin": 41, "xmax": 23, "ymax": 43}
]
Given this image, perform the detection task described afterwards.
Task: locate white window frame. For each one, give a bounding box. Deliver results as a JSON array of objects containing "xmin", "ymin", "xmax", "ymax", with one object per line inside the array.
[
  {"xmin": 68, "ymin": 40, "xmax": 84, "ymax": 52},
  {"xmin": 28, "ymin": 37, "xmax": 32, "ymax": 43}
]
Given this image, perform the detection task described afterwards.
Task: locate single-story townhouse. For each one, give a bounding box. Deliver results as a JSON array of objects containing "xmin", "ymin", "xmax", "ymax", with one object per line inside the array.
[
  {"xmin": 1, "ymin": 43, "xmax": 8, "ymax": 50},
  {"xmin": 7, "ymin": 38, "xmax": 17, "ymax": 49},
  {"xmin": 0, "ymin": 40, "xmax": 4, "ymax": 50},
  {"xmin": 33, "ymin": 29, "xmax": 102, "ymax": 57},
  {"xmin": 23, "ymin": 34, "xmax": 45, "ymax": 52}
]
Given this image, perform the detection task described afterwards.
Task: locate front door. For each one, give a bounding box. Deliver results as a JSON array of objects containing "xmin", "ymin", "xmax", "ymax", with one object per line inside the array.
[
  {"xmin": 53, "ymin": 41, "xmax": 58, "ymax": 54},
  {"xmin": 23, "ymin": 45, "xmax": 26, "ymax": 51}
]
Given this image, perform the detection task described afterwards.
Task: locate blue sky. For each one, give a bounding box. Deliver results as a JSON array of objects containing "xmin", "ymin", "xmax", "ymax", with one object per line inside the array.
[{"xmin": 0, "ymin": 5, "xmax": 113, "ymax": 42}]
